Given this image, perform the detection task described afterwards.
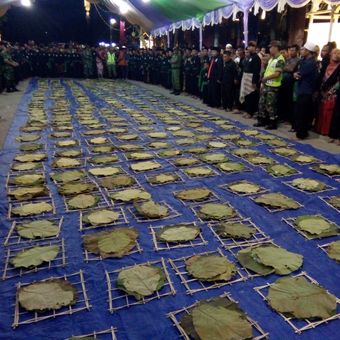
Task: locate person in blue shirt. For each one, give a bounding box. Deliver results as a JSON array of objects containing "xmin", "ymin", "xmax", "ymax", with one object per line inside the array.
[{"xmin": 293, "ymin": 42, "xmax": 319, "ymax": 140}]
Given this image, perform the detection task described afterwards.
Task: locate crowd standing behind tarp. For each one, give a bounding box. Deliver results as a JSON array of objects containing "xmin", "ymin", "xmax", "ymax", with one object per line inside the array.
[{"xmin": 0, "ymin": 40, "xmax": 339, "ymax": 144}]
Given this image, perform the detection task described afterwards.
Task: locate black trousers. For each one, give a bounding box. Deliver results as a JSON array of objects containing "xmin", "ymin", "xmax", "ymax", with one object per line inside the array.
[
  {"xmin": 207, "ymin": 81, "xmax": 221, "ymax": 108},
  {"xmin": 221, "ymin": 84, "xmax": 234, "ymax": 110},
  {"xmin": 295, "ymin": 94, "xmax": 313, "ymax": 139},
  {"xmin": 244, "ymin": 90, "xmax": 259, "ymax": 116},
  {"xmin": 278, "ymin": 82, "xmax": 294, "ymax": 123}
]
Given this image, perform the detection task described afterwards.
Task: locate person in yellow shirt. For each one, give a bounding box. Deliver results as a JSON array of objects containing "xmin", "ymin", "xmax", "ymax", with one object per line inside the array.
[
  {"xmin": 106, "ymin": 47, "xmax": 117, "ymax": 79},
  {"xmin": 254, "ymin": 41, "xmax": 285, "ymax": 130}
]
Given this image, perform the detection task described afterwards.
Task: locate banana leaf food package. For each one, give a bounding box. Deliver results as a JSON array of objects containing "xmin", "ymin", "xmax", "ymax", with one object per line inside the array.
[
  {"xmin": 67, "ymin": 194, "xmax": 99, "ymax": 210},
  {"xmin": 237, "ymin": 244, "xmax": 303, "ymax": 276},
  {"xmin": 110, "ymin": 188, "xmax": 151, "ymax": 203},
  {"xmin": 267, "ymin": 164, "xmax": 297, "ymax": 177},
  {"xmin": 326, "ymin": 240, "xmax": 340, "ymax": 261},
  {"xmin": 218, "ymin": 162, "xmax": 245, "ymax": 173},
  {"xmin": 99, "ymin": 175, "xmax": 136, "ymax": 189},
  {"xmin": 117, "ymin": 264, "xmax": 166, "ymax": 300},
  {"xmin": 18, "ymin": 279, "xmax": 77, "ymax": 312},
  {"xmin": 291, "ymin": 178, "xmax": 326, "ymax": 192},
  {"xmin": 180, "ymin": 296, "xmax": 254, "ymax": 340},
  {"xmin": 328, "ymin": 196, "xmax": 340, "ymax": 210},
  {"xmin": 12, "ymin": 202, "xmax": 53, "ymax": 217},
  {"xmin": 312, "ymin": 164, "xmax": 340, "ymax": 176},
  {"xmin": 227, "ymin": 181, "xmax": 262, "ymax": 195}
]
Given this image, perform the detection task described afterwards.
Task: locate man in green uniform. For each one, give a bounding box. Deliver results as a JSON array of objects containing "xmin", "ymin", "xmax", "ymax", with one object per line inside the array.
[
  {"xmin": 255, "ymin": 41, "xmax": 285, "ymax": 130},
  {"xmin": 1, "ymin": 43, "xmax": 19, "ymax": 93},
  {"xmin": 170, "ymin": 48, "xmax": 182, "ymax": 95}
]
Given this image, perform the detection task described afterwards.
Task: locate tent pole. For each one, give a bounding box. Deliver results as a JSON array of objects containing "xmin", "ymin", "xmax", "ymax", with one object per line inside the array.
[
  {"xmin": 328, "ymin": 5, "xmax": 336, "ymax": 42},
  {"xmin": 243, "ymin": 10, "xmax": 249, "ymax": 47},
  {"xmin": 199, "ymin": 25, "xmax": 203, "ymax": 50}
]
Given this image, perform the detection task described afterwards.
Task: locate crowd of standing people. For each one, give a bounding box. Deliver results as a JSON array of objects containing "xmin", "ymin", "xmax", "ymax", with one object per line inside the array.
[{"xmin": 0, "ymin": 39, "xmax": 339, "ymax": 144}]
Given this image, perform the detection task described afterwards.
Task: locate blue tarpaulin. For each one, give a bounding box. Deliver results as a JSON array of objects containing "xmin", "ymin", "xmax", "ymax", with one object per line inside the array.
[{"xmin": 0, "ymin": 78, "xmax": 339, "ymax": 339}]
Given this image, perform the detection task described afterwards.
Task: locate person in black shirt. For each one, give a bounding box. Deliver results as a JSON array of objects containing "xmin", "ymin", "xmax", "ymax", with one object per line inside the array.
[
  {"xmin": 190, "ymin": 47, "xmax": 201, "ymax": 96},
  {"xmin": 207, "ymin": 47, "xmax": 223, "ymax": 108},
  {"xmin": 221, "ymin": 51, "xmax": 237, "ymax": 111},
  {"xmin": 240, "ymin": 41, "xmax": 261, "ymax": 118}
]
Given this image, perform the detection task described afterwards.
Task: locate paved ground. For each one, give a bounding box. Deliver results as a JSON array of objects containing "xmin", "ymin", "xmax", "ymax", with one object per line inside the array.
[
  {"xmin": 1, "ymin": 79, "xmax": 339, "ymax": 155},
  {"xmin": 0, "ymin": 79, "xmax": 30, "ymax": 149}
]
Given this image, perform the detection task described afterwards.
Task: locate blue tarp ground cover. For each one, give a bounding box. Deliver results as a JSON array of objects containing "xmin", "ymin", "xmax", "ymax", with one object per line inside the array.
[{"xmin": 0, "ymin": 78, "xmax": 339, "ymax": 340}]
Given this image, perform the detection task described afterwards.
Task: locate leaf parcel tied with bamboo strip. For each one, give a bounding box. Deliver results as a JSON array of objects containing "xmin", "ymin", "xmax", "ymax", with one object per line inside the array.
[
  {"xmin": 11, "ymin": 245, "xmax": 59, "ymax": 268},
  {"xmin": 267, "ymin": 276, "xmax": 337, "ymax": 320},
  {"xmin": 18, "ymin": 279, "xmax": 77, "ymax": 312},
  {"xmin": 237, "ymin": 244, "xmax": 303, "ymax": 275},
  {"xmin": 84, "ymin": 228, "xmax": 138, "ymax": 258},
  {"xmin": 180, "ymin": 297, "xmax": 253, "ymax": 340},
  {"xmin": 156, "ymin": 224, "xmax": 200, "ymax": 243},
  {"xmin": 186, "ymin": 254, "xmax": 237, "ymax": 282},
  {"xmin": 16, "ymin": 219, "xmax": 59, "ymax": 239},
  {"xmin": 294, "ymin": 215, "xmax": 339, "ymax": 238},
  {"xmin": 117, "ymin": 264, "xmax": 166, "ymax": 300}
]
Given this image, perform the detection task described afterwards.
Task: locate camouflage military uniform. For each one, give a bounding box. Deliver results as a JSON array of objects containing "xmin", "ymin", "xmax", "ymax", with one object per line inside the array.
[
  {"xmin": 1, "ymin": 50, "xmax": 16, "ymax": 91},
  {"xmin": 170, "ymin": 51, "xmax": 182, "ymax": 93}
]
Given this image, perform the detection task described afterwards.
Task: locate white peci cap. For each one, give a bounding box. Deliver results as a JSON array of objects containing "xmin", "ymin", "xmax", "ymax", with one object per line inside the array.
[{"xmin": 303, "ymin": 41, "xmax": 318, "ymax": 52}]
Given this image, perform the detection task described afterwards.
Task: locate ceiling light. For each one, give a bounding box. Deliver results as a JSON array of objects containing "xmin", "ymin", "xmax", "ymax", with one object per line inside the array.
[{"xmin": 21, "ymin": 0, "xmax": 32, "ymax": 7}]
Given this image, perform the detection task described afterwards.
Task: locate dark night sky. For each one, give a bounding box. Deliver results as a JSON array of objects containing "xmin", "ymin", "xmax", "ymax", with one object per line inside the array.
[{"xmin": 2, "ymin": 0, "xmax": 120, "ymax": 44}]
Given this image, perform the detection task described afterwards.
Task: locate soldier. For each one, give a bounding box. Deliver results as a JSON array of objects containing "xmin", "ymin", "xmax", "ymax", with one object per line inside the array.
[
  {"xmin": 255, "ymin": 41, "xmax": 285, "ymax": 130},
  {"xmin": 1, "ymin": 43, "xmax": 19, "ymax": 93},
  {"xmin": 170, "ymin": 48, "xmax": 182, "ymax": 95},
  {"xmin": 183, "ymin": 48, "xmax": 192, "ymax": 94},
  {"xmin": 82, "ymin": 46, "xmax": 94, "ymax": 78},
  {"xmin": 190, "ymin": 48, "xmax": 201, "ymax": 96}
]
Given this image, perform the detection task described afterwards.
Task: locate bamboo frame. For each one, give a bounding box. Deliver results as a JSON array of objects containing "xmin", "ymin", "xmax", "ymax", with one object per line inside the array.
[
  {"xmin": 282, "ymin": 216, "xmax": 339, "ymax": 240},
  {"xmin": 83, "ymin": 227, "xmax": 143, "ymax": 262},
  {"xmin": 128, "ymin": 201, "xmax": 181, "ymax": 223},
  {"xmin": 208, "ymin": 218, "xmax": 270, "ymax": 249},
  {"xmin": 2, "ymin": 238, "xmax": 66, "ymax": 280},
  {"xmin": 284, "ymin": 179, "xmax": 335, "ymax": 194},
  {"xmin": 105, "ymin": 258, "xmax": 176, "ymax": 313},
  {"xmin": 319, "ymin": 195, "xmax": 340, "ymax": 213},
  {"xmin": 254, "ymin": 271, "xmax": 340, "ymax": 333},
  {"xmin": 66, "ymin": 326, "xmax": 117, "ymax": 340},
  {"xmin": 149, "ymin": 222, "xmax": 208, "ymax": 251},
  {"xmin": 12, "ymin": 270, "xmax": 91, "ymax": 328},
  {"xmin": 145, "ymin": 171, "xmax": 185, "ymax": 187},
  {"xmin": 4, "ymin": 216, "xmax": 63, "ymax": 247},
  {"xmin": 8, "ymin": 196, "xmax": 57, "ymax": 220},
  {"xmin": 79, "ymin": 206, "xmax": 128, "ymax": 231},
  {"xmin": 167, "ymin": 291, "xmax": 269, "ymax": 340},
  {"xmin": 219, "ymin": 180, "xmax": 268, "ymax": 197},
  {"xmin": 173, "ymin": 187, "xmax": 220, "ymax": 206},
  {"xmin": 191, "ymin": 201, "xmax": 242, "ymax": 224},
  {"xmin": 250, "ymin": 193, "xmax": 302, "ymax": 213},
  {"xmin": 169, "ymin": 248, "xmax": 247, "ymax": 295}
]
